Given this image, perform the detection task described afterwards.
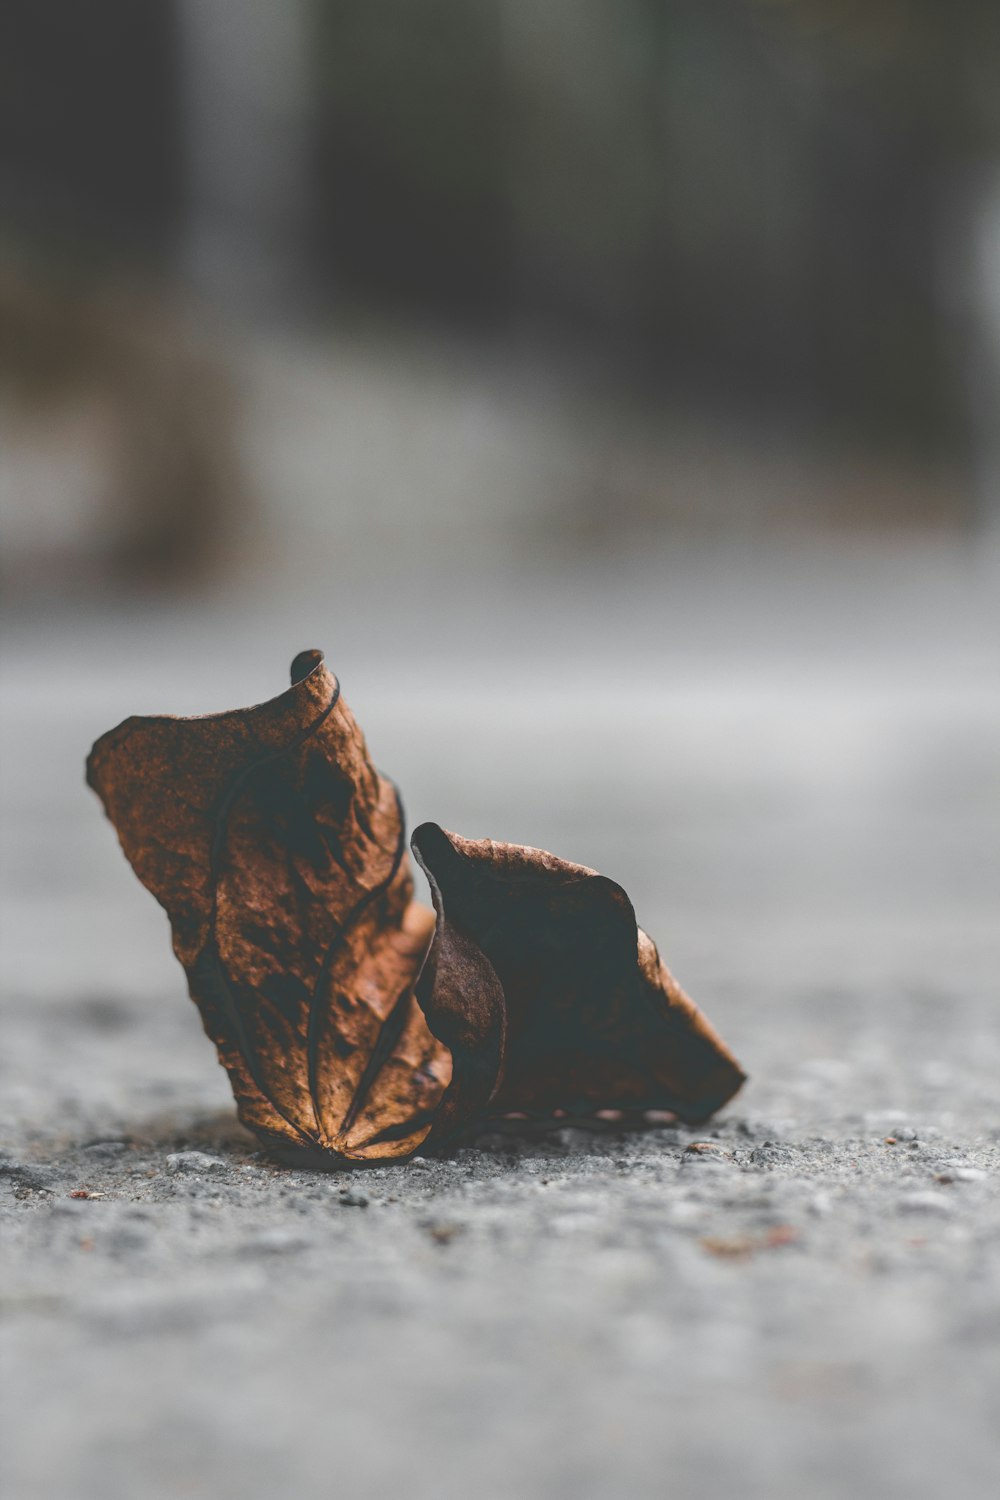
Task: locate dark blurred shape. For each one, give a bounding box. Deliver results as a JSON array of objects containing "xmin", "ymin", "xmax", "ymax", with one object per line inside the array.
[
  {"xmin": 0, "ymin": 258, "xmax": 242, "ymax": 592},
  {"xmin": 304, "ymin": 0, "xmax": 997, "ymax": 458},
  {"xmin": 313, "ymin": 2, "xmax": 509, "ymax": 323},
  {"xmin": 0, "ymin": 0, "xmax": 182, "ymax": 259},
  {"xmin": 1, "ymin": 0, "xmax": 998, "ymax": 596}
]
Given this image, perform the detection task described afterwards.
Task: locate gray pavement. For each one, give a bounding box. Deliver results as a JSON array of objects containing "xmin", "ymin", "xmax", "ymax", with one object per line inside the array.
[{"xmin": 2, "ymin": 542, "xmax": 999, "ymax": 1500}]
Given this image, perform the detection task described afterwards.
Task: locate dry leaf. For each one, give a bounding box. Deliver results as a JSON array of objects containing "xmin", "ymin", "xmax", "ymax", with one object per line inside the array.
[
  {"xmin": 86, "ymin": 649, "xmax": 450, "ymax": 1162},
  {"xmin": 412, "ymin": 825, "xmax": 745, "ymax": 1150},
  {"xmin": 87, "ymin": 649, "xmax": 744, "ymax": 1165}
]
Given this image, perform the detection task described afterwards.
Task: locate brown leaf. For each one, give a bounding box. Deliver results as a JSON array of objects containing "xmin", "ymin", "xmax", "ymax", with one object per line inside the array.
[
  {"xmin": 86, "ymin": 649, "xmax": 451, "ymax": 1162},
  {"xmin": 411, "ymin": 824, "xmax": 745, "ymax": 1149},
  {"xmin": 87, "ymin": 649, "xmax": 744, "ymax": 1166}
]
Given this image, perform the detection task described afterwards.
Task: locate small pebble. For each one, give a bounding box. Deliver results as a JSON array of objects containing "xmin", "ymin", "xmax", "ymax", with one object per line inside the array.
[
  {"xmin": 0, "ymin": 1160, "xmax": 59, "ymax": 1190},
  {"xmin": 165, "ymin": 1151, "xmax": 227, "ymax": 1175},
  {"xmin": 680, "ymin": 1143, "xmax": 735, "ymax": 1170},
  {"xmin": 897, "ymin": 1191, "xmax": 954, "ymax": 1217},
  {"xmin": 936, "ymin": 1167, "xmax": 987, "ymax": 1184},
  {"xmin": 749, "ymin": 1143, "xmax": 795, "ymax": 1167},
  {"xmin": 82, "ymin": 1140, "xmax": 130, "ymax": 1159}
]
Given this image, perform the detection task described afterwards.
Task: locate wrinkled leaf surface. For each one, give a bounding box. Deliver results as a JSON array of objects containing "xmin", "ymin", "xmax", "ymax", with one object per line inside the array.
[
  {"xmin": 412, "ymin": 824, "xmax": 746, "ymax": 1148},
  {"xmin": 87, "ymin": 650, "xmax": 450, "ymax": 1161},
  {"xmin": 88, "ymin": 651, "xmax": 744, "ymax": 1164}
]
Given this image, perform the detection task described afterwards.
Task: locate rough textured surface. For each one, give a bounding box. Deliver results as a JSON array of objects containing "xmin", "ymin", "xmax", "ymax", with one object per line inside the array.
[{"xmin": 2, "ymin": 547, "xmax": 998, "ymax": 1500}]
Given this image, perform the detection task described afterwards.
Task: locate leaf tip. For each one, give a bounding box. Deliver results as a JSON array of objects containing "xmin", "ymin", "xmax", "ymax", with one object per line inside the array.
[
  {"xmin": 410, "ymin": 821, "xmax": 457, "ymax": 870},
  {"xmin": 289, "ymin": 648, "xmax": 326, "ymax": 685}
]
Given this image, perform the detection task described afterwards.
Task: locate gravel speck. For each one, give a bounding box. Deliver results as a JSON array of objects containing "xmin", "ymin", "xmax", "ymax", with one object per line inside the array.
[
  {"xmin": 338, "ymin": 1190, "xmax": 369, "ymax": 1208},
  {"xmin": 164, "ymin": 1151, "xmax": 228, "ymax": 1175},
  {"xmin": 897, "ymin": 1191, "xmax": 955, "ymax": 1216}
]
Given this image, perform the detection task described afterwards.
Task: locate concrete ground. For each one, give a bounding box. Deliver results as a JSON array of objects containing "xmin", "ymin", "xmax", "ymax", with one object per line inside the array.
[{"xmin": 2, "ymin": 541, "xmax": 998, "ymax": 1500}]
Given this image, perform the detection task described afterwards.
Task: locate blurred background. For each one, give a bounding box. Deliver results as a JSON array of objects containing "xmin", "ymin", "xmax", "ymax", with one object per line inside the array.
[
  {"xmin": 1, "ymin": 0, "xmax": 997, "ymax": 1004},
  {"xmin": 1, "ymin": 0, "xmax": 998, "ymax": 991},
  {"xmin": 4, "ymin": 0, "xmax": 1000, "ymax": 588},
  {"xmin": 2, "ymin": 8, "xmax": 1000, "ymax": 1500}
]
